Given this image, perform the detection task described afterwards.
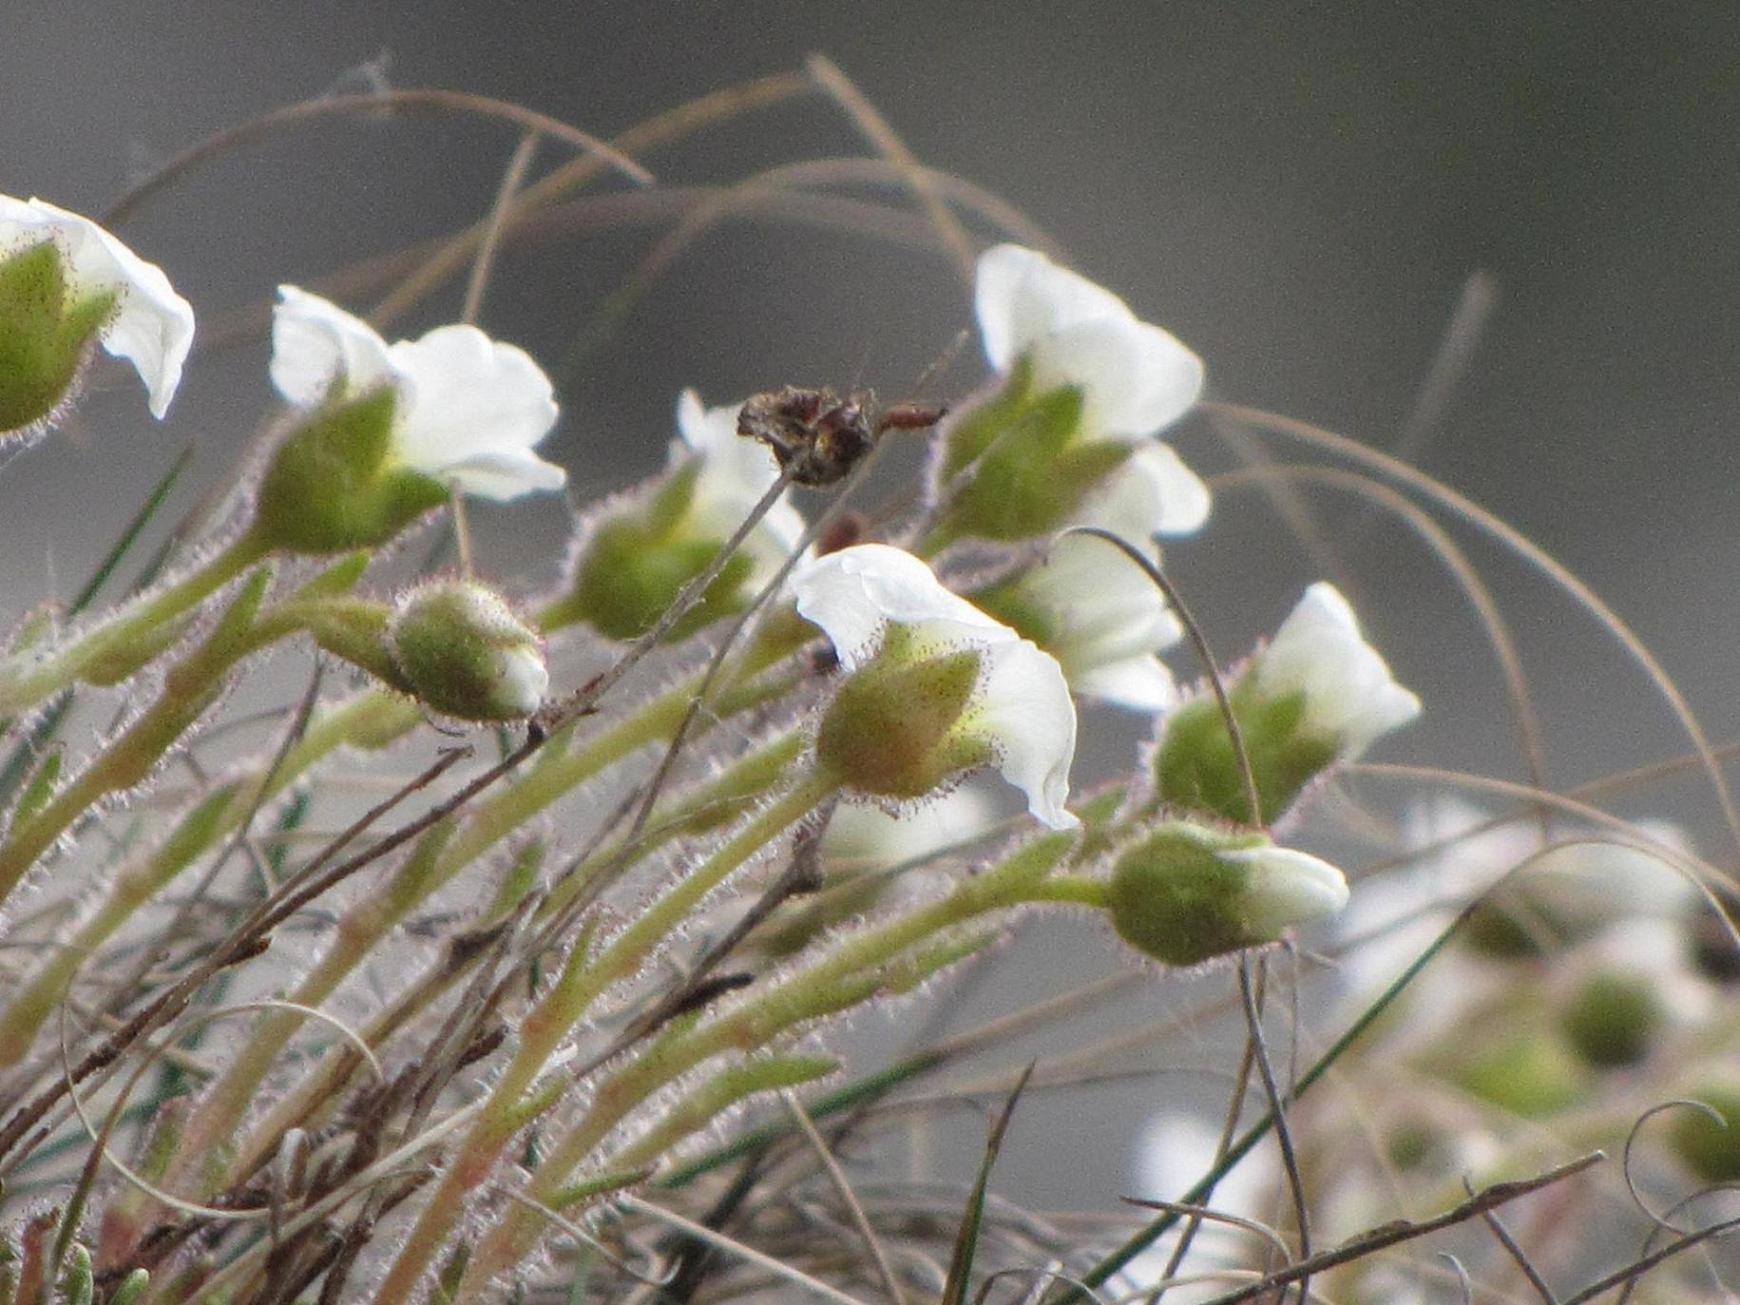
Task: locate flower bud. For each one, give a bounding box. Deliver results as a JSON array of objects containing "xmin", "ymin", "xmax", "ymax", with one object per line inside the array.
[
  {"xmin": 1670, "ymin": 1084, "xmax": 1740, "ymax": 1183},
  {"xmin": 387, "ymin": 580, "xmax": 547, "ymax": 721},
  {"xmin": 1153, "ymin": 583, "xmax": 1419, "ymax": 824},
  {"xmin": 0, "ymin": 196, "xmax": 194, "ymax": 436},
  {"xmin": 1106, "ymin": 823, "xmax": 1349, "ymax": 966}
]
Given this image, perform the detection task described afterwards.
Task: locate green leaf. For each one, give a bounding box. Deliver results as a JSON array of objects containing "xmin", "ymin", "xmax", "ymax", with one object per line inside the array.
[{"xmin": 940, "ymin": 1062, "xmax": 1034, "ymax": 1305}]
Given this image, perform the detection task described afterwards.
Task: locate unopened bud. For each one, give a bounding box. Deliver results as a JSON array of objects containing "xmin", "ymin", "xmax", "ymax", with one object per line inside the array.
[
  {"xmin": 387, "ymin": 580, "xmax": 547, "ymax": 721},
  {"xmin": 1107, "ymin": 823, "xmax": 1349, "ymax": 966}
]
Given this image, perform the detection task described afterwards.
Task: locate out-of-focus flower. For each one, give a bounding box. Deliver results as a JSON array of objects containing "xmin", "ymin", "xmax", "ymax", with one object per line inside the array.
[
  {"xmin": 0, "ymin": 194, "xmax": 194, "ymax": 431},
  {"xmin": 793, "ymin": 543, "xmax": 1078, "ymax": 829},
  {"xmin": 932, "ymin": 244, "xmax": 1208, "ymax": 544},
  {"xmin": 1152, "ymin": 582, "xmax": 1420, "ymax": 825}
]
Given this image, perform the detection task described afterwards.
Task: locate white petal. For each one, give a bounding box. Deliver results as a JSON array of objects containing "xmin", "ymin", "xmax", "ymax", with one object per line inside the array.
[
  {"xmin": 974, "ymin": 244, "xmax": 1136, "ymax": 374},
  {"xmin": 1255, "ymin": 582, "xmax": 1421, "ymax": 756},
  {"xmin": 1072, "ymin": 657, "xmax": 1179, "ymax": 712},
  {"xmin": 822, "ymin": 786, "xmax": 999, "ymax": 872},
  {"xmin": 792, "ymin": 545, "xmax": 1007, "ymax": 672},
  {"xmin": 671, "ymin": 388, "xmax": 804, "ymax": 571},
  {"xmin": 968, "ymin": 637, "xmax": 1080, "ymax": 829},
  {"xmin": 435, "ymin": 449, "xmax": 569, "ymax": 501},
  {"xmin": 1223, "ymin": 845, "xmax": 1350, "ymax": 936},
  {"xmin": 270, "ymin": 286, "xmax": 395, "ymax": 406},
  {"xmin": 0, "ymin": 196, "xmax": 195, "ymax": 419},
  {"xmin": 1028, "ymin": 317, "xmax": 1204, "ymax": 441},
  {"xmin": 388, "ymin": 324, "xmax": 564, "ymax": 497},
  {"xmin": 495, "ymin": 645, "xmax": 550, "ymax": 715},
  {"xmin": 1086, "ymin": 443, "xmax": 1212, "ymax": 539},
  {"xmin": 1133, "ymin": 1111, "xmax": 1274, "ymax": 1218}
]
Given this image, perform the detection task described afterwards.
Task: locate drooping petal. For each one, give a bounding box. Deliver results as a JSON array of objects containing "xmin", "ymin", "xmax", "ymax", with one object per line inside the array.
[
  {"xmin": 386, "ymin": 324, "xmax": 563, "ymax": 498},
  {"xmin": 967, "ymin": 636, "xmax": 1080, "ymax": 829},
  {"xmin": 793, "ymin": 544, "xmax": 1006, "ymax": 671},
  {"xmin": 0, "ymin": 196, "xmax": 195, "ymax": 419},
  {"xmin": 1255, "ymin": 582, "xmax": 1421, "ymax": 757},
  {"xmin": 974, "ymin": 243, "xmax": 1137, "ymax": 374},
  {"xmin": 270, "ymin": 286, "xmax": 394, "ymax": 406},
  {"xmin": 795, "ymin": 545, "xmax": 1081, "ymax": 827},
  {"xmin": 1085, "ymin": 443, "xmax": 1212, "ymax": 539}
]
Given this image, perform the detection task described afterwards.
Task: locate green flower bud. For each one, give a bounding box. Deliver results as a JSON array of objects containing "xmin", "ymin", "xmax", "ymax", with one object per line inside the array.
[
  {"xmin": 252, "ymin": 387, "xmax": 448, "ymax": 554},
  {"xmin": 1106, "ymin": 823, "xmax": 1349, "ymax": 966},
  {"xmin": 1561, "ymin": 971, "xmax": 1663, "ymax": 1068},
  {"xmin": 1670, "ymin": 1084, "xmax": 1740, "ymax": 1183},
  {"xmin": 387, "ymin": 580, "xmax": 548, "ymax": 721}
]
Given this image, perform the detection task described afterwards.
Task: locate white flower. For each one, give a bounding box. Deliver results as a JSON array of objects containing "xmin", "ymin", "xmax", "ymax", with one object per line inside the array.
[
  {"xmin": 269, "ymin": 286, "xmax": 565, "ymax": 501},
  {"xmin": 1009, "ymin": 445, "xmax": 1209, "ymax": 710},
  {"xmin": 671, "ymin": 388, "xmax": 808, "ymax": 577},
  {"xmin": 793, "ymin": 544, "xmax": 1079, "ymax": 830},
  {"xmin": 0, "ymin": 194, "xmax": 195, "ymax": 419},
  {"xmin": 1250, "ymin": 582, "xmax": 1420, "ymax": 758},
  {"xmin": 975, "ymin": 243, "xmax": 1206, "ymax": 444}
]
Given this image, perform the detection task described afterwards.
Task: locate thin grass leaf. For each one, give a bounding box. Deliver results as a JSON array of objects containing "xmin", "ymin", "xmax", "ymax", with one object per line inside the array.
[{"xmin": 941, "ymin": 1061, "xmax": 1036, "ymax": 1305}]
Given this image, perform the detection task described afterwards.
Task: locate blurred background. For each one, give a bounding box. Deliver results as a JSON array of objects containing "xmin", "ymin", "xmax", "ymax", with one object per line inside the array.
[{"xmin": 4, "ymin": 0, "xmax": 1739, "ymax": 1210}]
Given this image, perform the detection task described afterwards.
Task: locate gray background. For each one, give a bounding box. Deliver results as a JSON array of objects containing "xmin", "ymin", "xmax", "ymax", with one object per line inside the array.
[{"xmin": 5, "ymin": 1, "xmax": 1740, "ymax": 1208}]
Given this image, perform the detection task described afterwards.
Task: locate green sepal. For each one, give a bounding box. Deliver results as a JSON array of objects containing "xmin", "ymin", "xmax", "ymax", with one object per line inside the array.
[
  {"xmin": 551, "ymin": 464, "xmax": 753, "ymax": 640},
  {"xmin": 252, "ymin": 387, "xmax": 446, "ymax": 553},
  {"xmin": 108, "ymin": 1270, "xmax": 151, "ymax": 1305},
  {"xmin": 933, "ymin": 357, "xmax": 1132, "ymax": 544},
  {"xmin": 1152, "ymin": 686, "xmax": 1338, "ymax": 827},
  {"xmin": 59, "ymin": 1244, "xmax": 93, "ymax": 1305},
  {"xmin": 0, "ymin": 240, "xmax": 116, "ymax": 433},
  {"xmin": 815, "ymin": 648, "xmax": 985, "ymax": 800}
]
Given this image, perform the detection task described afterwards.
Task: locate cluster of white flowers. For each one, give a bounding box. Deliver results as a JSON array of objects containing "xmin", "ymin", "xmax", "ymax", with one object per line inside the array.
[{"xmin": 3, "ymin": 190, "xmax": 1414, "ymax": 936}]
